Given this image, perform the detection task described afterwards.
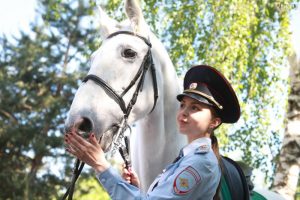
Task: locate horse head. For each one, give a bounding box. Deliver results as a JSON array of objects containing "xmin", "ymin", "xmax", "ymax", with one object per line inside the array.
[{"xmin": 65, "ymin": 0, "xmax": 160, "ymax": 152}]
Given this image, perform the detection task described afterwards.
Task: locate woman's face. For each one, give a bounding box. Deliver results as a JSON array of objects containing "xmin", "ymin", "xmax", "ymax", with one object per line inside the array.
[{"xmin": 176, "ymin": 96, "xmax": 217, "ymax": 141}]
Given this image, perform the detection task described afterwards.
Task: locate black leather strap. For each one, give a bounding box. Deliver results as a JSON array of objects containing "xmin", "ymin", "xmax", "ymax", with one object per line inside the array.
[
  {"xmin": 82, "ymin": 74, "xmax": 127, "ymax": 114},
  {"xmin": 107, "ymin": 31, "xmax": 152, "ymax": 47},
  {"xmin": 221, "ymin": 156, "xmax": 250, "ymax": 200}
]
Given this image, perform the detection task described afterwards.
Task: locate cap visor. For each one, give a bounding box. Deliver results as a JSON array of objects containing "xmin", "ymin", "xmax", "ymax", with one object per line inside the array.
[{"xmin": 177, "ymin": 92, "xmax": 214, "ymax": 107}]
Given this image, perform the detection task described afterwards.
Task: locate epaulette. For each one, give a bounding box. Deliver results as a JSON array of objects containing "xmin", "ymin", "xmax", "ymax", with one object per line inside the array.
[{"xmin": 195, "ymin": 143, "xmax": 210, "ymax": 154}]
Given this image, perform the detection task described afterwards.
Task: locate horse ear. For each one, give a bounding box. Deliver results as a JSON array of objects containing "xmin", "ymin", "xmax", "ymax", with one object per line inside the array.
[
  {"xmin": 125, "ymin": 0, "xmax": 148, "ymax": 33},
  {"xmin": 97, "ymin": 6, "xmax": 118, "ymax": 39}
]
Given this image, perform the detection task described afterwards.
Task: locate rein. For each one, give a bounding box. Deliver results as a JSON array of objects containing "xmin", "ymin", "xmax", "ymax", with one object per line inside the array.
[{"xmin": 62, "ymin": 31, "xmax": 158, "ymax": 199}]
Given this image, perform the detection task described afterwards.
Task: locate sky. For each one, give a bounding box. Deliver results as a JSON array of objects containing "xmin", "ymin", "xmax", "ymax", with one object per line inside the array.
[
  {"xmin": 0, "ymin": 0, "xmax": 299, "ymax": 189},
  {"xmin": 0, "ymin": 0, "xmax": 37, "ymax": 37},
  {"xmin": 290, "ymin": 6, "xmax": 300, "ymax": 56}
]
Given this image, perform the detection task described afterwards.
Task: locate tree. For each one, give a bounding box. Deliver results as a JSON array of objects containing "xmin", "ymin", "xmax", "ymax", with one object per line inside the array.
[
  {"xmin": 0, "ymin": 30, "xmax": 73, "ymax": 199},
  {"xmin": 272, "ymin": 51, "xmax": 300, "ymax": 200},
  {"xmin": 0, "ymin": 0, "xmax": 102, "ymax": 198}
]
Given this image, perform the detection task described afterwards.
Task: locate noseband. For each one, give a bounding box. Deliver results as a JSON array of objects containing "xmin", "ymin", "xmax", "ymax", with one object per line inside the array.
[{"xmin": 62, "ymin": 31, "xmax": 158, "ymax": 200}]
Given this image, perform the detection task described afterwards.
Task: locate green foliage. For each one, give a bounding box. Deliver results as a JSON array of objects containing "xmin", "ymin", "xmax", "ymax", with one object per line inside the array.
[
  {"xmin": 0, "ymin": 0, "xmax": 299, "ymax": 198},
  {"xmin": 73, "ymin": 175, "xmax": 110, "ymax": 200},
  {"xmin": 0, "ymin": 30, "xmax": 74, "ymax": 199}
]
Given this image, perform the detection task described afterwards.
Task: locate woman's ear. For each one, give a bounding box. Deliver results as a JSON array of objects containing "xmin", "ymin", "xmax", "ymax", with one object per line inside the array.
[{"xmin": 210, "ymin": 117, "xmax": 222, "ymax": 130}]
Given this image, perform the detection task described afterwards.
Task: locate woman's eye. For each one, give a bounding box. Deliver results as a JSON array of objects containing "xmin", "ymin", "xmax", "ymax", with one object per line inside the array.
[
  {"xmin": 192, "ymin": 105, "xmax": 199, "ymax": 111},
  {"xmin": 122, "ymin": 48, "xmax": 137, "ymax": 58}
]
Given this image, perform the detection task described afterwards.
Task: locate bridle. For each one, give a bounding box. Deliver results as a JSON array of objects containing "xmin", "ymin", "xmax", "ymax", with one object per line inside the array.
[
  {"xmin": 62, "ymin": 31, "xmax": 158, "ymax": 199},
  {"xmin": 84, "ymin": 31, "xmax": 158, "ymax": 119}
]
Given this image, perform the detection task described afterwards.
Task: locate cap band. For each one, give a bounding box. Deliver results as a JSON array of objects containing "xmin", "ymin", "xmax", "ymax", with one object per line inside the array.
[{"xmin": 184, "ymin": 89, "xmax": 223, "ymax": 110}]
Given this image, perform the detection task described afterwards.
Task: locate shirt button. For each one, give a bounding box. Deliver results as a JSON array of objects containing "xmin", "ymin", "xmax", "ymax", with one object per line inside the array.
[{"xmin": 101, "ymin": 178, "xmax": 106, "ymax": 183}]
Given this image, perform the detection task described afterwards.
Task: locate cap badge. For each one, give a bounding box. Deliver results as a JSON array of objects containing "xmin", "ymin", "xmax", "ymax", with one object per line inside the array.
[{"xmin": 189, "ymin": 83, "xmax": 197, "ymax": 90}]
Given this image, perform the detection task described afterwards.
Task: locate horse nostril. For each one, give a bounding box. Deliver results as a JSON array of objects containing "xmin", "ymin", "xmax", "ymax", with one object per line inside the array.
[{"xmin": 77, "ymin": 117, "xmax": 93, "ymax": 138}]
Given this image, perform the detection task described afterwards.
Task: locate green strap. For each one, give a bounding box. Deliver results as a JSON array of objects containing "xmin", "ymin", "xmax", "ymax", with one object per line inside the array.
[
  {"xmin": 220, "ymin": 176, "xmax": 232, "ymax": 200},
  {"xmin": 220, "ymin": 176, "xmax": 267, "ymax": 200},
  {"xmin": 250, "ymin": 191, "xmax": 267, "ymax": 200}
]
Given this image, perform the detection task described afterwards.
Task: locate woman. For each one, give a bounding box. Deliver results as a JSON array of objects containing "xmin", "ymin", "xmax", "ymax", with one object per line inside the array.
[{"xmin": 65, "ymin": 65, "xmax": 240, "ymax": 199}]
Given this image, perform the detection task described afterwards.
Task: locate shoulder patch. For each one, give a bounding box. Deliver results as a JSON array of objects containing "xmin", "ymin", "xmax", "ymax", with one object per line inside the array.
[{"xmin": 173, "ymin": 166, "xmax": 201, "ymax": 195}]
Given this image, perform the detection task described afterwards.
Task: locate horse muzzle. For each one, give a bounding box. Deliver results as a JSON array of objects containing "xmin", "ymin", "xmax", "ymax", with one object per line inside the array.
[
  {"xmin": 64, "ymin": 116, "xmax": 118, "ymax": 153},
  {"xmin": 64, "ymin": 117, "xmax": 93, "ymax": 138}
]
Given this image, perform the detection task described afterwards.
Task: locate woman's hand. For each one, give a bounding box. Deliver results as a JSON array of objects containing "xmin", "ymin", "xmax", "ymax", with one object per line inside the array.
[
  {"xmin": 121, "ymin": 165, "xmax": 140, "ymax": 188},
  {"xmin": 64, "ymin": 129, "xmax": 110, "ymax": 173}
]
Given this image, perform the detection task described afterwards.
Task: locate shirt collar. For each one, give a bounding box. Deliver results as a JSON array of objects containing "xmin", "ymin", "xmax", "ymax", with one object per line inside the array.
[{"xmin": 182, "ymin": 137, "xmax": 212, "ymax": 156}]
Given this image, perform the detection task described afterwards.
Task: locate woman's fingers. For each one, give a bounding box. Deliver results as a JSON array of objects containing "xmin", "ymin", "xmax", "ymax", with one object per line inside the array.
[
  {"xmin": 121, "ymin": 165, "xmax": 131, "ymax": 183},
  {"xmin": 65, "ymin": 146, "xmax": 75, "ymax": 155},
  {"xmin": 64, "ymin": 129, "xmax": 110, "ymax": 173},
  {"xmin": 121, "ymin": 165, "xmax": 140, "ymax": 187},
  {"xmin": 122, "ymin": 174, "xmax": 132, "ymax": 183},
  {"xmin": 128, "ymin": 168, "xmax": 140, "ymax": 188},
  {"xmin": 66, "ymin": 145, "xmax": 82, "ymax": 159},
  {"xmin": 64, "ymin": 129, "xmax": 94, "ymax": 160},
  {"xmin": 66, "ymin": 134, "xmax": 86, "ymax": 153},
  {"xmin": 88, "ymin": 133, "xmax": 99, "ymax": 146},
  {"xmin": 66, "ymin": 129, "xmax": 97, "ymax": 150}
]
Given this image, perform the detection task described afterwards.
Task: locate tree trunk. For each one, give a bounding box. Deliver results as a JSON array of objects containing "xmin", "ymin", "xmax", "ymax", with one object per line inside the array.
[{"xmin": 272, "ymin": 52, "xmax": 300, "ymax": 200}]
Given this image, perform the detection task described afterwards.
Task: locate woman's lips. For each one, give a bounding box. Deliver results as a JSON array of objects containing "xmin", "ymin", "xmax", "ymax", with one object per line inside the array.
[{"xmin": 178, "ymin": 119, "xmax": 187, "ymax": 128}]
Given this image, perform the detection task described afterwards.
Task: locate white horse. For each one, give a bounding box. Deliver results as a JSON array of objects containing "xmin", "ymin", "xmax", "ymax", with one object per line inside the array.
[{"xmin": 65, "ymin": 0, "xmax": 186, "ymax": 191}]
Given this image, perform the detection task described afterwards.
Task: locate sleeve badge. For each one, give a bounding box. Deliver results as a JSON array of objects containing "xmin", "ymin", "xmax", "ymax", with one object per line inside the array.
[{"xmin": 173, "ymin": 166, "xmax": 201, "ymax": 195}]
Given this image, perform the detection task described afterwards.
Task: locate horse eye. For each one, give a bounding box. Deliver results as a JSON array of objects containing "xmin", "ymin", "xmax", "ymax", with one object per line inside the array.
[{"xmin": 122, "ymin": 48, "xmax": 137, "ymax": 58}]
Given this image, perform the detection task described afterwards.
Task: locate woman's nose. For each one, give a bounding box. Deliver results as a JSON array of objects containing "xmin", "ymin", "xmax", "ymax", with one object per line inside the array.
[{"xmin": 180, "ymin": 108, "xmax": 188, "ymax": 117}]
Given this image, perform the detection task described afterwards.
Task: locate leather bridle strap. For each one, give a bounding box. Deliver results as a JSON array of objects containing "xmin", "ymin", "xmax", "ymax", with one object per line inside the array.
[
  {"xmin": 107, "ymin": 30, "xmax": 152, "ymax": 47},
  {"xmin": 82, "ymin": 74, "xmax": 127, "ymax": 114},
  {"xmin": 61, "ymin": 159, "xmax": 84, "ymax": 200}
]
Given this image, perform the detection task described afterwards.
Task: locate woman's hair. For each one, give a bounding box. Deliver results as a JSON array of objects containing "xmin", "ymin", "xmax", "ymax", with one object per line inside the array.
[
  {"xmin": 209, "ymin": 106, "xmax": 222, "ymax": 162},
  {"xmin": 211, "ymin": 134, "xmax": 222, "ymax": 200},
  {"xmin": 211, "ymin": 134, "xmax": 221, "ymax": 160},
  {"xmin": 210, "ymin": 107, "xmax": 222, "ymax": 200}
]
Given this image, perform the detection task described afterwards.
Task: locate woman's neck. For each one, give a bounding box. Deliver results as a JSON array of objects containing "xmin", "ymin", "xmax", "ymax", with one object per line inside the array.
[{"xmin": 187, "ymin": 133, "xmax": 210, "ymax": 144}]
